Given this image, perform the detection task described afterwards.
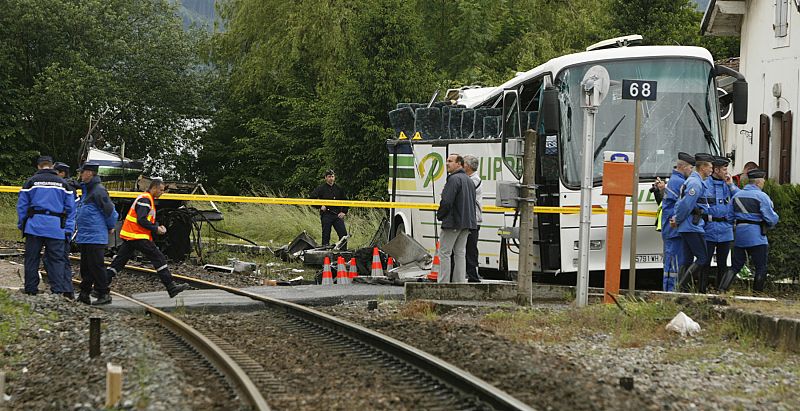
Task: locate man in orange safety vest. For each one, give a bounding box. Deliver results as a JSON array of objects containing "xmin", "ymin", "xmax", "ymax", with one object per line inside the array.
[{"xmin": 105, "ymin": 178, "xmax": 189, "ymax": 298}]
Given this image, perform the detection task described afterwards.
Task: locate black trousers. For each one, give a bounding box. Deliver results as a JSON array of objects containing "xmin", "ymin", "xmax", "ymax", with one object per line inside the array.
[
  {"xmin": 705, "ymin": 241, "xmax": 731, "ymax": 288},
  {"xmin": 465, "ymin": 227, "xmax": 481, "ymax": 281},
  {"xmin": 731, "ymin": 244, "xmax": 769, "ymax": 291},
  {"xmin": 321, "ymin": 212, "xmax": 347, "ymax": 247},
  {"xmin": 79, "ymin": 244, "xmax": 108, "ymax": 294},
  {"xmin": 108, "ymin": 239, "xmax": 175, "ymax": 287}
]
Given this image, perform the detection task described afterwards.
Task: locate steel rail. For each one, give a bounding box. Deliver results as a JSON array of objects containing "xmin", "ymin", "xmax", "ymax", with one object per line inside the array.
[{"xmin": 110, "ymin": 262, "xmax": 534, "ymax": 411}]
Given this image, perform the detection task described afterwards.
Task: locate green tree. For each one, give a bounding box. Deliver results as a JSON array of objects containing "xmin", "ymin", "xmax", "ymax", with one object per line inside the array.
[{"xmin": 0, "ymin": 0, "xmax": 209, "ymax": 179}]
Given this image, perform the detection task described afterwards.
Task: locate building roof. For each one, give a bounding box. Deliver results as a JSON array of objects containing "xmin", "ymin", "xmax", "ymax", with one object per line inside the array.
[{"xmin": 701, "ymin": 0, "xmax": 745, "ymax": 36}]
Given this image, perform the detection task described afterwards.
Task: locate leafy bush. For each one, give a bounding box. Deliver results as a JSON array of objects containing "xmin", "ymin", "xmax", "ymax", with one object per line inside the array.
[{"xmin": 762, "ymin": 182, "xmax": 800, "ymax": 281}]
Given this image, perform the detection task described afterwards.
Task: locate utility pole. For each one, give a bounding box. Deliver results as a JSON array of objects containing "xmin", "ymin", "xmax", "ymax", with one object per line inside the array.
[
  {"xmin": 516, "ymin": 129, "xmax": 538, "ymax": 306},
  {"xmin": 577, "ymin": 66, "xmax": 610, "ymax": 307}
]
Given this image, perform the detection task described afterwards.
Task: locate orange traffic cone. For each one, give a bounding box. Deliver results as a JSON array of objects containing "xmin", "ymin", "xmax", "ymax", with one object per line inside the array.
[
  {"xmin": 370, "ymin": 247, "xmax": 384, "ymax": 277},
  {"xmin": 427, "ymin": 254, "xmax": 440, "ymax": 282},
  {"xmin": 336, "ymin": 256, "xmax": 350, "ymax": 285},
  {"xmin": 321, "ymin": 256, "xmax": 333, "ymax": 285},
  {"xmin": 386, "ymin": 256, "xmax": 394, "ymax": 272},
  {"xmin": 348, "ymin": 257, "xmax": 358, "ymax": 279}
]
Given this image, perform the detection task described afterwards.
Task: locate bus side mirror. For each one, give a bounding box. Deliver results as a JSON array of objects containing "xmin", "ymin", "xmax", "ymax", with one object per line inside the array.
[
  {"xmin": 732, "ymin": 80, "xmax": 748, "ymax": 125},
  {"xmin": 541, "ymin": 86, "xmax": 560, "ymax": 135}
]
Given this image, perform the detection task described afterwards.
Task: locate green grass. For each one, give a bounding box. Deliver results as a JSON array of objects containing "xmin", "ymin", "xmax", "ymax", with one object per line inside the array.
[
  {"xmin": 192, "ymin": 201, "xmax": 384, "ymax": 249},
  {"xmin": 0, "ymin": 193, "xmax": 19, "ymax": 240}
]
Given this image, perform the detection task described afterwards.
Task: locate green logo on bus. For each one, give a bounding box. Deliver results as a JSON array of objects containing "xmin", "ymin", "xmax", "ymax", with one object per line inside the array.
[{"xmin": 418, "ymin": 152, "xmax": 444, "ymax": 188}]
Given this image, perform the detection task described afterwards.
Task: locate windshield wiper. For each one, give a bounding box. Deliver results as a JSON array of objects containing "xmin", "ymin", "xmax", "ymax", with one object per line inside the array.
[
  {"xmin": 593, "ymin": 115, "xmax": 626, "ymax": 160},
  {"xmin": 687, "ymin": 102, "xmax": 720, "ymax": 153}
]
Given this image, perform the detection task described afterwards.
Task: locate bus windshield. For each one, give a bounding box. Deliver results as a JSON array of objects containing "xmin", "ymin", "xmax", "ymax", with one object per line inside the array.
[{"xmin": 557, "ymin": 57, "xmax": 721, "ymax": 188}]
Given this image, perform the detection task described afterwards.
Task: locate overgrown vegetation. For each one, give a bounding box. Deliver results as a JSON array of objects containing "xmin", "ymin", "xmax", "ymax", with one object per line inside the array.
[{"xmin": 762, "ymin": 182, "xmax": 800, "ymax": 282}]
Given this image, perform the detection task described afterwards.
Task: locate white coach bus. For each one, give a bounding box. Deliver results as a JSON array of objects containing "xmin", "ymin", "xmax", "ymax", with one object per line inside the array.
[{"xmin": 387, "ymin": 36, "xmax": 747, "ymax": 280}]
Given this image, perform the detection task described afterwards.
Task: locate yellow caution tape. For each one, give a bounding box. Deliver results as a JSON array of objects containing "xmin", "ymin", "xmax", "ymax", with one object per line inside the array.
[{"xmin": 0, "ymin": 185, "xmax": 657, "ymax": 217}]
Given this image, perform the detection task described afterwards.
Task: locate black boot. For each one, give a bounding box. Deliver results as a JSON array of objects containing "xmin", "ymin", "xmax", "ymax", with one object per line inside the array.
[
  {"xmin": 679, "ymin": 264, "xmax": 702, "ymax": 292},
  {"xmin": 92, "ymin": 294, "xmax": 112, "ymax": 305},
  {"xmin": 677, "ymin": 265, "xmax": 690, "ymax": 291},
  {"xmin": 718, "ymin": 268, "xmax": 736, "ymax": 292},
  {"xmin": 167, "ymin": 283, "xmax": 190, "ymax": 298},
  {"xmin": 698, "ymin": 266, "xmax": 709, "ymax": 294},
  {"xmin": 77, "ymin": 292, "xmax": 91, "ymax": 305},
  {"xmin": 753, "ymin": 274, "xmax": 767, "ymax": 292},
  {"xmin": 61, "ymin": 292, "xmax": 75, "ymax": 301}
]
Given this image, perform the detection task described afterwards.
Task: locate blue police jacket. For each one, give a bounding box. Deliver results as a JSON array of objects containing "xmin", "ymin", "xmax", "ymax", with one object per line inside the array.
[
  {"xmin": 703, "ymin": 177, "xmax": 738, "ymax": 243},
  {"xmin": 731, "ymin": 184, "xmax": 779, "ymax": 247},
  {"xmin": 16, "ymin": 169, "xmax": 76, "ymax": 240},
  {"xmin": 76, "ymin": 176, "xmax": 119, "ymax": 245},
  {"xmin": 674, "ymin": 171, "xmax": 708, "ymax": 234},
  {"xmin": 660, "ymin": 169, "xmax": 685, "ymax": 240},
  {"xmin": 64, "ymin": 179, "xmax": 81, "ymax": 236}
]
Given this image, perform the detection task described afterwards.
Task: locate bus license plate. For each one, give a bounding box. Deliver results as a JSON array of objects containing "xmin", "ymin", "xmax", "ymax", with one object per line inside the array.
[{"xmin": 635, "ymin": 254, "xmax": 662, "ymax": 263}]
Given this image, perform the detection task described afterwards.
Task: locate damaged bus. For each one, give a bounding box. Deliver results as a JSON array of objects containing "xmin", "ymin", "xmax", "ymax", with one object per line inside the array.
[{"xmin": 387, "ymin": 36, "xmax": 748, "ymax": 282}]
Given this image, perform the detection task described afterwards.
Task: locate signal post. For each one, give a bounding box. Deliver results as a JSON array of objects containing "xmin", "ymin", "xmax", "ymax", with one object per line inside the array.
[{"xmin": 601, "ymin": 151, "xmax": 634, "ymax": 303}]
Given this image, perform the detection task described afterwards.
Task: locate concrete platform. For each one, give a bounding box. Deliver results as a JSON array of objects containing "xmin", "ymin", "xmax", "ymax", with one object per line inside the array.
[{"xmin": 104, "ymin": 284, "xmax": 405, "ymax": 313}]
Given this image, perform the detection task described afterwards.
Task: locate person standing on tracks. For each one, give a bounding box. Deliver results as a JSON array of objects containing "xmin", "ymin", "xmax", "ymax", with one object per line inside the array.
[
  {"xmin": 719, "ymin": 169, "xmax": 779, "ymax": 292},
  {"xmin": 16, "ymin": 156, "xmax": 76, "ymax": 298},
  {"xmin": 437, "ymin": 154, "xmax": 476, "ymax": 283},
  {"xmin": 659, "ymin": 152, "xmax": 695, "ymax": 291},
  {"xmin": 673, "ymin": 153, "xmax": 714, "ymax": 292},
  {"xmin": 75, "ymin": 162, "xmax": 118, "ymax": 305},
  {"xmin": 463, "ymin": 155, "xmax": 482, "ymax": 283},
  {"xmin": 106, "ymin": 179, "xmax": 189, "ymax": 298},
  {"xmin": 702, "ymin": 156, "xmax": 738, "ymax": 290},
  {"xmin": 53, "ymin": 162, "xmax": 80, "ymax": 282},
  {"xmin": 310, "ymin": 169, "xmax": 349, "ymax": 249}
]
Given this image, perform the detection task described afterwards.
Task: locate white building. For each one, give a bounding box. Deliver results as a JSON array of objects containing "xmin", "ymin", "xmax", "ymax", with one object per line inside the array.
[{"xmin": 702, "ymin": 0, "xmax": 799, "ymax": 183}]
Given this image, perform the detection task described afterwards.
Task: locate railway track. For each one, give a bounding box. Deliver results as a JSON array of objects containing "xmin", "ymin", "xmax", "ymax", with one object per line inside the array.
[
  {"xmin": 96, "ymin": 260, "xmax": 533, "ymax": 410},
  {"xmin": 7, "ymin": 249, "xmax": 534, "ymax": 410}
]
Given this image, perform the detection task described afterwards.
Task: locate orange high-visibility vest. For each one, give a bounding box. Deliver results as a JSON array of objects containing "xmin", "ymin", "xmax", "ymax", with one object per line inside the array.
[{"xmin": 119, "ymin": 192, "xmax": 156, "ymax": 241}]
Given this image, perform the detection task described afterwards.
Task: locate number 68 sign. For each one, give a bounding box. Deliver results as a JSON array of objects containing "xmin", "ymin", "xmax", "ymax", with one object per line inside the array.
[{"xmin": 622, "ymin": 79, "xmax": 657, "ymax": 101}]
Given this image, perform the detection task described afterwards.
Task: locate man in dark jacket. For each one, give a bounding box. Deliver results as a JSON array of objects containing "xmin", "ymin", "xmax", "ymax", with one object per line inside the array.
[
  {"xmin": 16, "ymin": 156, "xmax": 76, "ymax": 298},
  {"xmin": 75, "ymin": 162, "xmax": 118, "ymax": 305},
  {"xmin": 53, "ymin": 162, "xmax": 80, "ymax": 283},
  {"xmin": 310, "ymin": 169, "xmax": 348, "ymax": 249},
  {"xmin": 436, "ymin": 154, "xmax": 476, "ymax": 283}
]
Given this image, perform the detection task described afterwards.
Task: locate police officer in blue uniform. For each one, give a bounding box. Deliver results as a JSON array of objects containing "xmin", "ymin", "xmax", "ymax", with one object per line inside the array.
[
  {"xmin": 673, "ymin": 153, "xmax": 714, "ymax": 291},
  {"xmin": 75, "ymin": 162, "xmax": 118, "ymax": 305},
  {"xmin": 660, "ymin": 152, "xmax": 695, "ymax": 291},
  {"xmin": 703, "ymin": 156, "xmax": 739, "ymax": 290},
  {"xmin": 719, "ymin": 169, "xmax": 779, "ymax": 292},
  {"xmin": 53, "ymin": 162, "xmax": 79, "ymax": 281},
  {"xmin": 16, "ymin": 156, "xmax": 77, "ymax": 298}
]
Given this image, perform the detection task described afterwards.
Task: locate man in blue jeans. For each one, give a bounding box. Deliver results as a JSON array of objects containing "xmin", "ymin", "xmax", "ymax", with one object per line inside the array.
[
  {"xmin": 436, "ymin": 154, "xmax": 476, "ymax": 283},
  {"xmin": 17, "ymin": 156, "xmax": 76, "ymax": 298}
]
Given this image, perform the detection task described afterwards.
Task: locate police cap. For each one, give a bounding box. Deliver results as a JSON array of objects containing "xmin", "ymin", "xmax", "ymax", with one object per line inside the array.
[
  {"xmin": 36, "ymin": 155, "xmax": 54, "ymax": 165},
  {"xmin": 711, "ymin": 156, "xmax": 730, "ymax": 167},
  {"xmin": 678, "ymin": 152, "xmax": 696, "ymax": 166},
  {"xmin": 747, "ymin": 169, "xmax": 767, "ymax": 179},
  {"xmin": 694, "ymin": 153, "xmax": 714, "ymax": 163},
  {"xmin": 78, "ymin": 162, "xmax": 100, "ymax": 173},
  {"xmin": 53, "ymin": 162, "xmax": 70, "ymax": 172}
]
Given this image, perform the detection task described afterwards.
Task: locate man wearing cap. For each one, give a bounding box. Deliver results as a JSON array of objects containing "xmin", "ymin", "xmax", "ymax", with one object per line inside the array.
[
  {"xmin": 673, "ymin": 153, "xmax": 715, "ymax": 291},
  {"xmin": 75, "ymin": 162, "xmax": 118, "ymax": 305},
  {"xmin": 659, "ymin": 152, "xmax": 695, "ymax": 291},
  {"xmin": 53, "ymin": 162, "xmax": 80, "ymax": 281},
  {"xmin": 719, "ymin": 169, "xmax": 779, "ymax": 292},
  {"xmin": 702, "ymin": 156, "xmax": 739, "ymax": 290},
  {"xmin": 310, "ymin": 170, "xmax": 348, "ymax": 248},
  {"xmin": 106, "ymin": 179, "xmax": 189, "ymax": 298},
  {"xmin": 732, "ymin": 161, "xmax": 758, "ymax": 189},
  {"xmin": 16, "ymin": 156, "xmax": 76, "ymax": 298}
]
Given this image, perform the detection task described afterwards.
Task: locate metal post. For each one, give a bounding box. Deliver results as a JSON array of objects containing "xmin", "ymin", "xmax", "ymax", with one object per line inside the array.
[
  {"xmin": 516, "ymin": 130, "xmax": 538, "ymax": 306},
  {"xmin": 576, "ymin": 104, "xmax": 596, "ymax": 307},
  {"xmin": 628, "ymin": 100, "xmax": 642, "ymax": 292},
  {"xmin": 90, "ymin": 316, "xmax": 101, "ymax": 358}
]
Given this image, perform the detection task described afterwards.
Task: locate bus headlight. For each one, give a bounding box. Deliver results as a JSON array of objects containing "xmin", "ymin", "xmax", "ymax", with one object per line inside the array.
[{"xmin": 573, "ymin": 240, "xmax": 604, "ymax": 250}]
